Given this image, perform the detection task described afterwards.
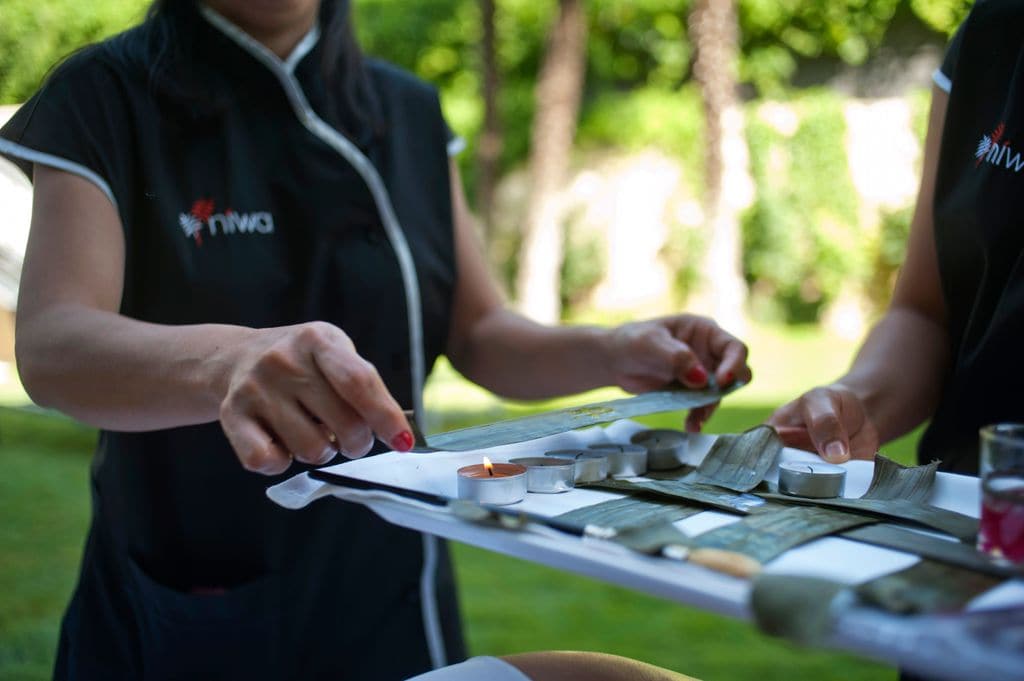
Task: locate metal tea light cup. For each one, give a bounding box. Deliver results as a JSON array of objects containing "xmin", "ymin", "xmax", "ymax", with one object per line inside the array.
[
  {"xmin": 778, "ymin": 461, "xmax": 846, "ymax": 498},
  {"xmin": 979, "ymin": 424, "xmax": 1024, "ymax": 564},
  {"xmin": 545, "ymin": 449, "xmax": 609, "ymax": 483},
  {"xmin": 587, "ymin": 443, "xmax": 648, "ymax": 478},
  {"xmin": 456, "ymin": 462, "xmax": 527, "ymax": 505},
  {"xmin": 630, "ymin": 429, "xmax": 688, "ymax": 470},
  {"xmin": 509, "ymin": 457, "xmax": 575, "ymax": 493}
]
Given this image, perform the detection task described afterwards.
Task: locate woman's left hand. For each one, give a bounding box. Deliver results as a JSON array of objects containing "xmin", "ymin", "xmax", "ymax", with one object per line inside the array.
[{"xmin": 604, "ymin": 315, "xmax": 751, "ymax": 432}]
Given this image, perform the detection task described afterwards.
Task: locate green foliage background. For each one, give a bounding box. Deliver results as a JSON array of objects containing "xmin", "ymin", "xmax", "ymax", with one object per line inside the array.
[
  {"xmin": 0, "ymin": 0, "xmax": 972, "ymax": 154},
  {"xmin": 0, "ymin": 1, "xmax": 147, "ymax": 102},
  {"xmin": 743, "ymin": 91, "xmax": 864, "ymax": 323},
  {"xmin": 0, "ymin": 0, "xmax": 974, "ymax": 323}
]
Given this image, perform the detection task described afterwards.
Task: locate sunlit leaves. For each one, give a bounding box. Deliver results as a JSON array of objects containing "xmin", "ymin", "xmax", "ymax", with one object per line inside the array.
[
  {"xmin": 909, "ymin": 0, "xmax": 972, "ymax": 36},
  {"xmin": 0, "ymin": 0, "xmax": 148, "ymax": 102}
]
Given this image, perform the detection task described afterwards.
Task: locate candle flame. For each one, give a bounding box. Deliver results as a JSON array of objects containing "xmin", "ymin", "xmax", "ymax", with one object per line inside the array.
[{"xmin": 483, "ymin": 456, "xmax": 494, "ymax": 476}]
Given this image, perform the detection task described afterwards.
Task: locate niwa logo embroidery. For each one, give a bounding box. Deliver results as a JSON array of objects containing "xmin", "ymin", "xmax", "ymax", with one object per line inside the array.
[
  {"xmin": 178, "ymin": 198, "xmax": 275, "ymax": 246},
  {"xmin": 975, "ymin": 122, "xmax": 1024, "ymax": 172}
]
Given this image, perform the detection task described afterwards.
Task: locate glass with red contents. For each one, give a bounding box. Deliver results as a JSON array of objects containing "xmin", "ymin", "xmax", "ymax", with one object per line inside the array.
[{"xmin": 978, "ymin": 424, "xmax": 1024, "ymax": 564}]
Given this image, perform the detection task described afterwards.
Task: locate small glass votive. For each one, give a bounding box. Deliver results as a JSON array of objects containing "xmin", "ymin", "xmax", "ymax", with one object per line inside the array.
[{"xmin": 979, "ymin": 424, "xmax": 1024, "ymax": 564}]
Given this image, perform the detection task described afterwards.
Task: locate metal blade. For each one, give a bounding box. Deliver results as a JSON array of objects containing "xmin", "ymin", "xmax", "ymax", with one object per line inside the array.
[{"xmin": 413, "ymin": 382, "xmax": 744, "ymax": 452}]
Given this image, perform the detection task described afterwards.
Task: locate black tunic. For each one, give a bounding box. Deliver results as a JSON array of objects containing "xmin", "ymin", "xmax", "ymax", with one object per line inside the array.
[
  {"xmin": 919, "ymin": 0, "xmax": 1024, "ymax": 475},
  {"xmin": 0, "ymin": 6, "xmax": 465, "ymax": 680}
]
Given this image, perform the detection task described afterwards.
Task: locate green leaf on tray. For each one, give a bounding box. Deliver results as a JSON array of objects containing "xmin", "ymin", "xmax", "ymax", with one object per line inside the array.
[
  {"xmin": 856, "ymin": 559, "xmax": 1003, "ymax": 615},
  {"xmin": 555, "ymin": 496, "xmax": 703, "ymax": 532},
  {"xmin": 693, "ymin": 505, "xmax": 874, "ymax": 563},
  {"xmin": 695, "ymin": 425, "xmax": 783, "ymax": 492}
]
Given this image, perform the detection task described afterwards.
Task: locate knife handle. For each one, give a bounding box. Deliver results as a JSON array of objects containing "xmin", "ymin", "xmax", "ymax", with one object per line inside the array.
[{"xmin": 687, "ymin": 548, "xmax": 762, "ymax": 579}]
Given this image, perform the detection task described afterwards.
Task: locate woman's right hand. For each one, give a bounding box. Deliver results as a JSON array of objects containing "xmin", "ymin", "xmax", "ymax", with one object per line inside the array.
[
  {"xmin": 218, "ymin": 322, "xmax": 414, "ymax": 475},
  {"xmin": 767, "ymin": 384, "xmax": 879, "ymax": 463}
]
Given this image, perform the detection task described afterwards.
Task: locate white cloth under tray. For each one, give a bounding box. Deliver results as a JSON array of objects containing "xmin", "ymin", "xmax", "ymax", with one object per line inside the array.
[{"xmin": 406, "ymin": 656, "xmax": 530, "ymax": 681}]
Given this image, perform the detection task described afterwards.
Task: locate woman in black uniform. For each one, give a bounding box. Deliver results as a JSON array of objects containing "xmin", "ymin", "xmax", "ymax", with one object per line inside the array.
[
  {"xmin": 770, "ymin": 0, "xmax": 1023, "ymax": 474},
  {"xmin": 0, "ymin": 1, "xmax": 751, "ymax": 679}
]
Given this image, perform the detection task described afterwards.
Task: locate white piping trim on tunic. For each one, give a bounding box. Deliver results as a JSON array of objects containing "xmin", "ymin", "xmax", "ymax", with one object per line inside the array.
[
  {"xmin": 420, "ymin": 534, "xmax": 446, "ymax": 668},
  {"xmin": 0, "ymin": 138, "xmax": 118, "ymax": 209},
  {"xmin": 446, "ymin": 136, "xmax": 467, "ymax": 158},
  {"xmin": 198, "ymin": 5, "xmax": 444, "ymax": 671},
  {"xmin": 932, "ymin": 69, "xmax": 952, "ymax": 94},
  {"xmin": 284, "ymin": 24, "xmax": 321, "ymax": 74}
]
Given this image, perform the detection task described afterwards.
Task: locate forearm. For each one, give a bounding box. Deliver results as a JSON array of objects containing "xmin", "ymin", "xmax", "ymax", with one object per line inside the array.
[
  {"xmin": 17, "ymin": 302, "xmax": 249, "ymax": 431},
  {"xmin": 449, "ymin": 308, "xmax": 613, "ymax": 400},
  {"xmin": 837, "ymin": 305, "xmax": 949, "ymax": 444},
  {"xmin": 443, "ymin": 163, "xmax": 748, "ymax": 403}
]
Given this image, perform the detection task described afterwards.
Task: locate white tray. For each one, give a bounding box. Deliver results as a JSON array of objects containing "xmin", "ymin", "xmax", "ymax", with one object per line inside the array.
[{"xmin": 268, "ymin": 420, "xmax": 1024, "ymax": 681}]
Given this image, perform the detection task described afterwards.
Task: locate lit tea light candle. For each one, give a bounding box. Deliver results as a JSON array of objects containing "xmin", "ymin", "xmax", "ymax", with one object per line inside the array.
[
  {"xmin": 457, "ymin": 456, "xmax": 527, "ymax": 505},
  {"xmin": 587, "ymin": 443, "xmax": 648, "ymax": 478},
  {"xmin": 778, "ymin": 461, "xmax": 846, "ymax": 499},
  {"xmin": 630, "ymin": 429, "xmax": 688, "ymax": 470},
  {"xmin": 545, "ymin": 449, "xmax": 609, "ymax": 483},
  {"xmin": 509, "ymin": 457, "xmax": 575, "ymax": 493}
]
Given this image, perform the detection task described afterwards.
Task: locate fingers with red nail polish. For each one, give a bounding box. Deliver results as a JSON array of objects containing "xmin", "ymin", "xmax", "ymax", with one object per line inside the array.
[
  {"xmin": 391, "ymin": 431, "xmax": 414, "ymax": 452},
  {"xmin": 684, "ymin": 364, "xmax": 708, "ymax": 387},
  {"xmin": 219, "ymin": 322, "xmax": 413, "ymax": 474}
]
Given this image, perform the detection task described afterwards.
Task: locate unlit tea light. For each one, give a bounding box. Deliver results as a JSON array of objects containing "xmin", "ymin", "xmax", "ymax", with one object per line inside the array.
[
  {"xmin": 587, "ymin": 443, "xmax": 648, "ymax": 478},
  {"xmin": 630, "ymin": 429, "xmax": 688, "ymax": 470},
  {"xmin": 545, "ymin": 449, "xmax": 609, "ymax": 483},
  {"xmin": 509, "ymin": 457, "xmax": 575, "ymax": 493},
  {"xmin": 457, "ymin": 458, "xmax": 527, "ymax": 505},
  {"xmin": 778, "ymin": 461, "xmax": 846, "ymax": 499}
]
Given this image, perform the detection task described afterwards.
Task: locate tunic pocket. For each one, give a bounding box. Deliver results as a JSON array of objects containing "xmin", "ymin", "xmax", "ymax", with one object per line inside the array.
[{"xmin": 125, "ymin": 558, "xmax": 284, "ymax": 681}]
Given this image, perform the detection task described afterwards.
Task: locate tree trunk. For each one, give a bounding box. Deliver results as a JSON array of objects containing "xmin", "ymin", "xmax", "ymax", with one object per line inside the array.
[
  {"xmin": 477, "ymin": 0, "xmax": 502, "ymax": 240},
  {"xmin": 514, "ymin": 0, "xmax": 587, "ymax": 324},
  {"xmin": 689, "ymin": 0, "xmax": 751, "ymax": 334}
]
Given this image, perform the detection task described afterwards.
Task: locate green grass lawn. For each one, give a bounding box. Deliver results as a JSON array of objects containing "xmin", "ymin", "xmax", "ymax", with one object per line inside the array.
[
  {"xmin": 0, "ymin": 411, "xmax": 96, "ymax": 680},
  {"xmin": 0, "ymin": 324, "xmax": 918, "ymax": 680}
]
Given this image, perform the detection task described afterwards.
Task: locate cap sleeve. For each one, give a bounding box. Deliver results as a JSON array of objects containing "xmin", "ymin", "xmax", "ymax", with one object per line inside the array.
[
  {"xmin": 445, "ymin": 122, "xmax": 466, "ymax": 158},
  {"xmin": 0, "ymin": 49, "xmax": 135, "ymax": 214},
  {"xmin": 933, "ymin": 21, "xmax": 966, "ymax": 94}
]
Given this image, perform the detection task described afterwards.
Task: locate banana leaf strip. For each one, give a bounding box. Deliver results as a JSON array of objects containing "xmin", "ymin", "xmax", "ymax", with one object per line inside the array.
[
  {"xmin": 555, "ymin": 496, "xmax": 703, "ymax": 532},
  {"xmin": 423, "ymin": 384, "xmax": 742, "ymax": 451},
  {"xmin": 856, "ymin": 559, "xmax": 1003, "ymax": 615},
  {"xmin": 612, "ymin": 522, "xmax": 694, "ymax": 555},
  {"xmin": 841, "ymin": 524, "xmax": 1024, "ymax": 579},
  {"xmin": 861, "ymin": 455, "xmax": 939, "ymax": 503},
  {"xmin": 759, "ymin": 494, "xmax": 977, "ymax": 542},
  {"xmin": 694, "ymin": 425, "xmax": 783, "ymax": 492},
  {"xmin": 589, "ymin": 478, "xmax": 780, "ymax": 515},
  {"xmin": 693, "ymin": 505, "xmax": 875, "ymax": 563},
  {"xmin": 750, "ymin": 573, "xmax": 847, "ymax": 646}
]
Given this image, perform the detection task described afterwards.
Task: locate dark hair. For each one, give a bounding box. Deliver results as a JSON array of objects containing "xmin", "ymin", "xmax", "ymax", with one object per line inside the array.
[{"xmin": 136, "ymin": 0, "xmax": 379, "ymax": 141}]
